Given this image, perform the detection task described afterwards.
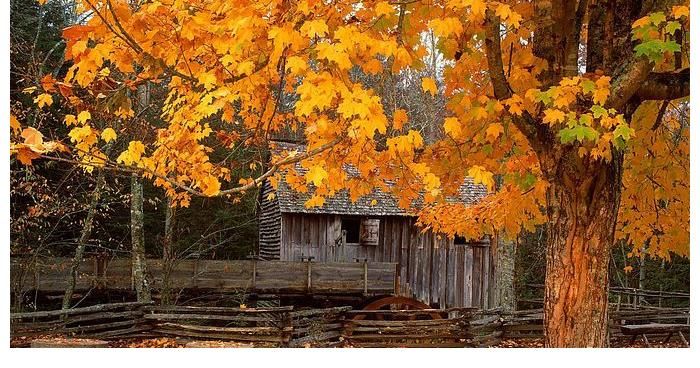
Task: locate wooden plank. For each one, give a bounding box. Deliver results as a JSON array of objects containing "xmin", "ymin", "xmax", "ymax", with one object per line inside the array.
[
  {"xmin": 455, "ymin": 246, "xmax": 464, "ymax": 308},
  {"xmin": 152, "ymin": 328, "xmax": 288, "ymax": 343},
  {"xmin": 318, "ymin": 215, "xmax": 327, "ymax": 261},
  {"xmin": 292, "ymin": 215, "xmax": 302, "ymax": 260},
  {"xmin": 464, "ymin": 245, "xmax": 473, "ymax": 307},
  {"xmin": 383, "ymin": 218, "xmax": 392, "ymax": 263},
  {"xmin": 11, "ymin": 302, "xmax": 151, "ymax": 319},
  {"xmin": 429, "ymin": 234, "xmax": 437, "ymax": 305},
  {"xmin": 144, "ymin": 305, "xmax": 293, "ymax": 313},
  {"xmin": 439, "ymin": 241, "xmax": 447, "ymax": 309},
  {"xmin": 13, "ymin": 257, "xmax": 398, "ymax": 296},
  {"xmin": 472, "ymin": 247, "xmax": 482, "ymax": 308},
  {"xmin": 482, "ymin": 246, "xmax": 489, "ymax": 308}
]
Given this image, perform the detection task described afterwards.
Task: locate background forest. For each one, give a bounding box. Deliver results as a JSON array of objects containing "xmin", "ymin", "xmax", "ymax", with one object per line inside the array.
[{"xmin": 9, "ymin": 0, "xmax": 689, "ymax": 313}]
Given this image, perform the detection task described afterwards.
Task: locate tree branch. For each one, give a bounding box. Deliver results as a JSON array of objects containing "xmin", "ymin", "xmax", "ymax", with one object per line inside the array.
[
  {"xmin": 634, "ymin": 68, "xmax": 690, "ymax": 101},
  {"xmin": 484, "ymin": 10, "xmax": 550, "ymax": 154},
  {"xmin": 607, "ymin": 57, "xmax": 654, "ymax": 110},
  {"xmin": 564, "ymin": 0, "xmax": 589, "ymax": 76}
]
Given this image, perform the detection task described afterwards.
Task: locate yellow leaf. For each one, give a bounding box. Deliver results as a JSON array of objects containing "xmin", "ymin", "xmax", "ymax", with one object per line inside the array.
[
  {"xmin": 37, "ymin": 0, "xmax": 48, "ymax": 5},
  {"xmin": 494, "ymin": 4, "xmax": 522, "ymax": 28},
  {"xmin": 623, "ymin": 265, "xmax": 633, "ymax": 273},
  {"xmin": 305, "ymin": 195, "xmax": 325, "ymax": 208},
  {"xmin": 64, "ymin": 114, "xmax": 77, "ymax": 126},
  {"xmin": 198, "ymin": 72, "xmax": 217, "ymax": 90},
  {"xmin": 72, "ymin": 40, "xmax": 88, "ymax": 56},
  {"xmin": 485, "ymin": 123, "xmax": 504, "ymax": 141},
  {"xmin": 593, "ymin": 76, "xmax": 611, "ymax": 105},
  {"xmin": 375, "ymin": 1, "xmax": 394, "ymax": 17},
  {"xmin": 444, "ymin": 117, "xmax": 461, "ymax": 138},
  {"xmin": 316, "ymin": 43, "xmax": 352, "ymax": 70},
  {"xmin": 393, "ymin": 109, "xmax": 408, "ymax": 130},
  {"xmin": 468, "ymin": 165, "xmax": 495, "ymax": 191},
  {"xmin": 34, "ymin": 93, "xmax": 53, "ymax": 109},
  {"xmin": 631, "ymin": 16, "xmax": 650, "ymax": 29},
  {"xmin": 236, "ymin": 61, "xmax": 255, "ymax": 76},
  {"xmin": 421, "ymin": 77, "xmax": 438, "ymax": 96},
  {"xmin": 543, "ymin": 109, "xmax": 566, "ymax": 125},
  {"xmin": 672, "ymin": 5, "xmax": 689, "ymax": 19},
  {"xmin": 14, "ymin": 146, "xmax": 41, "ymax": 165},
  {"xmin": 305, "ymin": 165, "xmax": 328, "ymax": 186},
  {"xmin": 429, "ymin": 17, "xmax": 463, "ymax": 38},
  {"xmin": 10, "ymin": 114, "xmax": 21, "ymax": 134},
  {"xmin": 370, "ymin": 199, "xmax": 378, "ymax": 206},
  {"xmin": 362, "ymin": 59, "xmax": 383, "ymax": 75},
  {"xmin": 21, "ymin": 127, "xmax": 44, "ymax": 146},
  {"xmin": 300, "ymin": 19, "xmax": 329, "ymax": 38},
  {"xmin": 469, "ymin": 0, "xmax": 487, "ymax": 19},
  {"xmin": 200, "ymin": 175, "xmax": 221, "ymax": 196},
  {"xmin": 101, "ymin": 128, "xmax": 117, "ymax": 143},
  {"xmin": 593, "ymin": 89, "xmax": 610, "ymax": 105},
  {"xmin": 117, "ymin": 140, "xmax": 146, "ymax": 166},
  {"xmin": 286, "ymin": 56, "xmax": 307, "ymax": 74},
  {"xmin": 77, "ymin": 110, "xmax": 91, "ymax": 125}
]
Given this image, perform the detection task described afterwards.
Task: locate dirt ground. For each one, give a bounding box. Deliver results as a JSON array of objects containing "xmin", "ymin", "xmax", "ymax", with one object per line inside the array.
[
  {"xmin": 495, "ymin": 338, "xmax": 689, "ymax": 348},
  {"xmin": 11, "ymin": 334, "xmax": 689, "ymax": 348}
]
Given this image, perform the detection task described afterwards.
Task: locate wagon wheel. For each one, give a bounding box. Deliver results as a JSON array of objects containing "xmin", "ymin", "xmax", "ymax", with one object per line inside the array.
[{"xmin": 354, "ymin": 296, "xmax": 442, "ymax": 320}]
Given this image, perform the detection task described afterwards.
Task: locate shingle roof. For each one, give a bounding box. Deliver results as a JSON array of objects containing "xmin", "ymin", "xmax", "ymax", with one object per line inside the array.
[{"xmin": 269, "ymin": 141, "xmax": 487, "ymax": 216}]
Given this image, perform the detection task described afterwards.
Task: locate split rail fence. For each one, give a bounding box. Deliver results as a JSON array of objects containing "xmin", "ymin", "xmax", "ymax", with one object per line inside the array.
[{"xmin": 11, "ymin": 303, "xmax": 690, "ymax": 347}]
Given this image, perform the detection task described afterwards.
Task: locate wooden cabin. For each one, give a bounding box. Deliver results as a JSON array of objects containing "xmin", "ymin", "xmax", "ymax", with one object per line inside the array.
[{"xmin": 258, "ymin": 141, "xmax": 497, "ymax": 309}]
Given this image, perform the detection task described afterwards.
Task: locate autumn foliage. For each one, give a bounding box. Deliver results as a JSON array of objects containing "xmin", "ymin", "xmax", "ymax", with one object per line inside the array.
[{"xmin": 10, "ymin": 0, "xmax": 690, "ymax": 347}]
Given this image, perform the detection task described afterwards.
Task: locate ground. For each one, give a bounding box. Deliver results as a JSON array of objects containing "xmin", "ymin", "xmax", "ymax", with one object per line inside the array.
[{"xmin": 10, "ymin": 335, "xmax": 688, "ymax": 348}]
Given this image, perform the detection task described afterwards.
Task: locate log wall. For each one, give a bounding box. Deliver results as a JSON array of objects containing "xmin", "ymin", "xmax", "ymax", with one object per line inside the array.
[
  {"xmin": 277, "ymin": 213, "xmax": 494, "ymax": 309},
  {"xmin": 258, "ymin": 181, "xmax": 282, "ymax": 260}
]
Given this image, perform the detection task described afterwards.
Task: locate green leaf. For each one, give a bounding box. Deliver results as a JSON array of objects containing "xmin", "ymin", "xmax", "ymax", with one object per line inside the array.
[
  {"xmin": 579, "ymin": 113, "xmax": 593, "ymax": 126},
  {"xmin": 665, "ymin": 21, "xmax": 681, "ymax": 35},
  {"xmin": 660, "ymin": 40, "xmax": 681, "ymax": 53},
  {"xmin": 649, "ymin": 12, "xmax": 666, "ymax": 26},
  {"xmin": 613, "ymin": 123, "xmax": 635, "ymax": 141},
  {"xmin": 581, "ymin": 79, "xmax": 596, "ymax": 94},
  {"xmin": 558, "ymin": 128, "xmax": 577, "ymax": 144},
  {"xmin": 535, "ymin": 90, "xmax": 552, "ymax": 105},
  {"xmin": 591, "ymin": 105, "xmax": 608, "ymax": 119},
  {"xmin": 634, "ymin": 40, "xmax": 665, "ymax": 63},
  {"xmin": 558, "ymin": 125, "xmax": 599, "ymax": 144},
  {"xmin": 519, "ymin": 172, "xmax": 537, "ymax": 191}
]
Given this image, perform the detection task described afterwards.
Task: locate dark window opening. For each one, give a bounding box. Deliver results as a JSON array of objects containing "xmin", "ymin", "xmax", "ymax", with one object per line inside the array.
[
  {"xmin": 454, "ymin": 235, "xmax": 468, "ymax": 245},
  {"xmin": 341, "ymin": 218, "xmax": 361, "ymax": 244}
]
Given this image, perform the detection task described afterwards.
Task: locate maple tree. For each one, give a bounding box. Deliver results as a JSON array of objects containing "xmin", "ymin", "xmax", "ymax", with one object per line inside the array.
[{"xmin": 11, "ymin": 0, "xmax": 690, "ymax": 347}]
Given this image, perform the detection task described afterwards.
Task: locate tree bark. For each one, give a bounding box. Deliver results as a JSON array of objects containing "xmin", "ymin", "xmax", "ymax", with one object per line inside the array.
[
  {"xmin": 131, "ymin": 173, "xmax": 151, "ymax": 302},
  {"xmin": 62, "ymin": 169, "xmax": 106, "ymax": 310},
  {"xmin": 161, "ymin": 196, "xmax": 175, "ymax": 305},
  {"xmin": 542, "ymin": 150, "xmax": 623, "ymax": 347}
]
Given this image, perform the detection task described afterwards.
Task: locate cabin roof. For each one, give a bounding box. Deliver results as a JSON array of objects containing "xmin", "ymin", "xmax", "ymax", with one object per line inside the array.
[{"xmin": 268, "ymin": 141, "xmax": 487, "ymax": 217}]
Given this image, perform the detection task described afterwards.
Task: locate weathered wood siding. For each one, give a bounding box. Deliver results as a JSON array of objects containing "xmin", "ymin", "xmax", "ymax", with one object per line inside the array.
[
  {"xmin": 11, "ymin": 258, "xmax": 396, "ymax": 295},
  {"xmin": 258, "ymin": 182, "xmax": 282, "ymax": 260},
  {"xmin": 277, "ymin": 213, "xmax": 494, "ymax": 309}
]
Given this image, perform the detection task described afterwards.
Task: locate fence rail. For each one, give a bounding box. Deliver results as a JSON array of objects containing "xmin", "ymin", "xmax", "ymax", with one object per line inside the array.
[
  {"xmin": 342, "ymin": 308, "xmax": 475, "ymax": 347},
  {"xmin": 10, "ymin": 303, "xmax": 690, "ymax": 347},
  {"xmin": 11, "ymin": 257, "xmax": 397, "ymax": 296}
]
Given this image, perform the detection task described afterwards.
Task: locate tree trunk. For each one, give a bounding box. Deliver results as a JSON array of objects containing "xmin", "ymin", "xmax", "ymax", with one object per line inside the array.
[
  {"xmin": 494, "ymin": 231, "xmax": 516, "ymax": 311},
  {"xmin": 131, "ymin": 174, "xmax": 151, "ymax": 302},
  {"xmin": 62, "ymin": 169, "xmax": 106, "ymax": 310},
  {"xmin": 542, "ymin": 150, "xmax": 622, "ymax": 347},
  {"xmin": 161, "ymin": 196, "xmax": 175, "ymax": 305}
]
